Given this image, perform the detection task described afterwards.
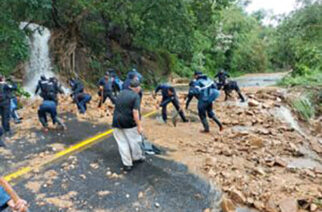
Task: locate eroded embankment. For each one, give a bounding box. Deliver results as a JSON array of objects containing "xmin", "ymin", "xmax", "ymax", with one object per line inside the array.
[{"xmin": 146, "ymin": 86, "xmax": 322, "ymax": 212}]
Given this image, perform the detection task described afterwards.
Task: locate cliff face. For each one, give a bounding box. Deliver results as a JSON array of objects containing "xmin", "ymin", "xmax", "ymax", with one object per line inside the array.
[{"xmin": 49, "ymin": 27, "xmax": 173, "ymax": 86}]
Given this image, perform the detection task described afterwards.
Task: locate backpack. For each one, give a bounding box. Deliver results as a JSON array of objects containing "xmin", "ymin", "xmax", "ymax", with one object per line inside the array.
[
  {"xmin": 42, "ymin": 81, "xmax": 56, "ymax": 101},
  {"xmin": 195, "ymin": 76, "xmax": 220, "ymax": 103}
]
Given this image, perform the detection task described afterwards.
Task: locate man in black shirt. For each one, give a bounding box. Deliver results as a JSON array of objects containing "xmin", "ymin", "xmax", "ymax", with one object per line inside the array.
[{"xmin": 112, "ymin": 79, "xmax": 145, "ymax": 171}]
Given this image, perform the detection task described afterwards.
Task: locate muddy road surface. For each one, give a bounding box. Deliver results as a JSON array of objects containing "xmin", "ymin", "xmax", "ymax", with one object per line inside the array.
[{"xmin": 1, "ymin": 72, "xmax": 321, "ymax": 212}]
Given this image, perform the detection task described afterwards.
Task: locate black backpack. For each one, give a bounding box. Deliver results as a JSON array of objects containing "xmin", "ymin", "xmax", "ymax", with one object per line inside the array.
[{"xmin": 42, "ymin": 81, "xmax": 56, "ymax": 101}]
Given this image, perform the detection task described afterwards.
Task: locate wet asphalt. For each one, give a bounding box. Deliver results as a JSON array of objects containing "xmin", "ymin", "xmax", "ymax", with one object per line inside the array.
[{"xmin": 1, "ymin": 114, "xmax": 221, "ymax": 212}]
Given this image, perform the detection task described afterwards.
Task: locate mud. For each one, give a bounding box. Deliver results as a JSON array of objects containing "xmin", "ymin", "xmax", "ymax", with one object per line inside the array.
[{"xmin": 1, "ymin": 72, "xmax": 321, "ymax": 212}]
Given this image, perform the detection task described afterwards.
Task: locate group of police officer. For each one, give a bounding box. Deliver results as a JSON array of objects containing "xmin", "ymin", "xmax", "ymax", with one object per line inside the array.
[
  {"xmin": 154, "ymin": 70, "xmax": 234, "ymax": 133},
  {"xmin": 0, "ymin": 67, "xmax": 242, "ymax": 147}
]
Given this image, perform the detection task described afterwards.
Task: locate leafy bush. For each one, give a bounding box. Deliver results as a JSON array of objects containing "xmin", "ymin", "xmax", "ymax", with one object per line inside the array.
[{"xmin": 280, "ymin": 69, "xmax": 322, "ymax": 87}]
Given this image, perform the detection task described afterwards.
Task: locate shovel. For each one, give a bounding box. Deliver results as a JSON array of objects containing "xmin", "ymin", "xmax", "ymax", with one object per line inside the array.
[{"xmin": 0, "ymin": 178, "xmax": 30, "ymax": 212}]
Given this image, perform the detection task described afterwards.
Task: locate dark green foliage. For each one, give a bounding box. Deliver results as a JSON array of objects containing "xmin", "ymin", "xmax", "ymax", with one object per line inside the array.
[
  {"xmin": 0, "ymin": 0, "xmax": 320, "ymax": 86},
  {"xmin": 270, "ymin": 0, "xmax": 322, "ymax": 77}
]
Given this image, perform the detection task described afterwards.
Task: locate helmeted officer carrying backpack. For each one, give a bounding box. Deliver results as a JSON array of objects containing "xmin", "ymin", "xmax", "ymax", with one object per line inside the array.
[
  {"xmin": 191, "ymin": 71, "xmax": 223, "ymax": 133},
  {"xmin": 41, "ymin": 80, "xmax": 57, "ymax": 102}
]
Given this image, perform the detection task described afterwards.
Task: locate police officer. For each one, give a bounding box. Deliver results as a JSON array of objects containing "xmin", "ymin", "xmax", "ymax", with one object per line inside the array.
[
  {"xmin": 35, "ymin": 76, "xmax": 62, "ymax": 104},
  {"xmin": 35, "ymin": 75, "xmax": 47, "ymax": 98},
  {"xmin": 50, "ymin": 77, "xmax": 64, "ymax": 97},
  {"xmin": 10, "ymin": 95, "xmax": 21, "ymax": 124},
  {"xmin": 6, "ymin": 77, "xmax": 22, "ymax": 124},
  {"xmin": 191, "ymin": 71, "xmax": 223, "ymax": 133},
  {"xmin": 98, "ymin": 72, "xmax": 116, "ymax": 106},
  {"xmin": 154, "ymin": 84, "xmax": 188, "ymax": 123},
  {"xmin": 108, "ymin": 68, "xmax": 123, "ymax": 97},
  {"xmin": 0, "ymin": 75, "xmax": 17, "ymax": 136},
  {"xmin": 123, "ymin": 68, "xmax": 143, "ymax": 100},
  {"xmin": 69, "ymin": 78, "xmax": 84, "ymax": 101},
  {"xmin": 75, "ymin": 92, "xmax": 92, "ymax": 114},
  {"xmin": 185, "ymin": 80, "xmax": 198, "ymax": 110},
  {"xmin": 215, "ymin": 69, "xmax": 230, "ymax": 89},
  {"xmin": 123, "ymin": 69, "xmax": 142, "ymax": 90},
  {"xmin": 38, "ymin": 100, "xmax": 66, "ymax": 132}
]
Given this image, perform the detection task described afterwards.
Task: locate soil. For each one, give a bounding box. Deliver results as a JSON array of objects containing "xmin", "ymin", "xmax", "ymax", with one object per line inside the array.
[
  {"xmin": 2, "ymin": 81, "xmax": 321, "ymax": 212},
  {"xmin": 145, "ymin": 86, "xmax": 322, "ymax": 212}
]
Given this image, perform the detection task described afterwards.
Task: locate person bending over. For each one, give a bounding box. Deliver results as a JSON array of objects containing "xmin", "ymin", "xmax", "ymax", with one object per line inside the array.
[{"xmin": 154, "ymin": 84, "xmax": 188, "ymax": 123}]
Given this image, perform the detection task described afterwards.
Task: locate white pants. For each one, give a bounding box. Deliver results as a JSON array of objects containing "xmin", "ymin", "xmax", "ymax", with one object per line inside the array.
[{"xmin": 113, "ymin": 127, "xmax": 144, "ymax": 166}]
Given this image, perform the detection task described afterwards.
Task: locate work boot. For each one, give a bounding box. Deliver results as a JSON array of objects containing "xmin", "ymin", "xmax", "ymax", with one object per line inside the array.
[
  {"xmin": 219, "ymin": 125, "xmax": 224, "ymax": 132},
  {"xmin": 179, "ymin": 111, "xmax": 188, "ymax": 123},
  {"xmin": 134, "ymin": 158, "xmax": 146, "ymax": 164},
  {"xmin": 201, "ymin": 118, "xmax": 210, "ymax": 133},
  {"xmin": 238, "ymin": 92, "xmax": 246, "ymax": 102},
  {"xmin": 123, "ymin": 165, "xmax": 133, "ymax": 172},
  {"xmin": 212, "ymin": 117, "xmax": 223, "ymax": 131}
]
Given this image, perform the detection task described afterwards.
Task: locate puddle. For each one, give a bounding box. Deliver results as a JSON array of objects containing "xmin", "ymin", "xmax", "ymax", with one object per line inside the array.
[{"xmin": 235, "ymin": 72, "xmax": 287, "ymax": 87}]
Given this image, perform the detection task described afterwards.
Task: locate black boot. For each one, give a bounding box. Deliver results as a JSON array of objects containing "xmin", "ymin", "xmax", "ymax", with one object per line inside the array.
[
  {"xmin": 212, "ymin": 117, "xmax": 223, "ymax": 131},
  {"xmin": 179, "ymin": 111, "xmax": 188, "ymax": 122},
  {"xmin": 201, "ymin": 118, "xmax": 210, "ymax": 133},
  {"xmin": 238, "ymin": 92, "xmax": 246, "ymax": 102}
]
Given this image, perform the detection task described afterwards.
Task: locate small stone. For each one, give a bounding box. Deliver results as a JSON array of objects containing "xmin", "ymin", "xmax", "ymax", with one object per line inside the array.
[
  {"xmin": 230, "ymin": 189, "xmax": 246, "ymax": 204},
  {"xmin": 266, "ymin": 197, "xmax": 278, "ymax": 212},
  {"xmin": 254, "ymin": 200, "xmax": 265, "ymax": 210},
  {"xmin": 98, "ymin": 190, "xmax": 111, "ymax": 197},
  {"xmin": 155, "ymin": 202, "xmax": 160, "ymax": 208},
  {"xmin": 248, "ymin": 99, "xmax": 260, "ymax": 107},
  {"xmin": 248, "ymin": 135, "xmax": 264, "ymax": 148},
  {"xmin": 138, "ymin": 192, "xmax": 144, "ymax": 199},
  {"xmin": 126, "ymin": 194, "xmax": 130, "ymax": 198},
  {"xmin": 279, "ymin": 198, "xmax": 298, "ymax": 212},
  {"xmin": 221, "ymin": 197, "xmax": 235, "ymax": 212},
  {"xmin": 90, "ymin": 163, "xmax": 99, "ymax": 169},
  {"xmin": 310, "ymin": 203, "xmax": 317, "ymax": 211},
  {"xmin": 274, "ymin": 158, "xmax": 287, "ymax": 167}
]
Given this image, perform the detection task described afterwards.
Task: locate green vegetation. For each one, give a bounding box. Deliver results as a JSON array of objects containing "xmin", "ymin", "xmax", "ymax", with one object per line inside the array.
[
  {"xmin": 291, "ymin": 96, "xmax": 315, "ymax": 121},
  {"xmin": 0, "ymin": 0, "xmax": 321, "ymax": 85}
]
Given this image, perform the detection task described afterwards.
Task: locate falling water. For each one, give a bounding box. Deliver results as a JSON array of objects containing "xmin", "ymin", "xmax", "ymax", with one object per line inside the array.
[{"xmin": 20, "ymin": 22, "xmax": 56, "ymax": 96}]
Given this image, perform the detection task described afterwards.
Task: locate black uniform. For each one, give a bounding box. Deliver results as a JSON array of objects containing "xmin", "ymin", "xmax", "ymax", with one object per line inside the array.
[
  {"xmin": 69, "ymin": 79, "xmax": 84, "ymax": 101},
  {"xmin": 215, "ymin": 71, "xmax": 230, "ymax": 88},
  {"xmin": 191, "ymin": 75, "xmax": 222, "ymax": 132},
  {"xmin": 155, "ymin": 84, "xmax": 187, "ymax": 123},
  {"xmin": 0, "ymin": 82, "xmax": 17, "ymax": 133},
  {"xmin": 98, "ymin": 77, "xmax": 116, "ymax": 104},
  {"xmin": 38, "ymin": 100, "xmax": 64, "ymax": 128}
]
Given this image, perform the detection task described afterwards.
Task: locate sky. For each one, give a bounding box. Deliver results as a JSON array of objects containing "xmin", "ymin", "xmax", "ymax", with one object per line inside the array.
[
  {"xmin": 245, "ymin": 0, "xmax": 298, "ymax": 25},
  {"xmin": 246, "ymin": 0, "xmax": 298, "ymax": 15}
]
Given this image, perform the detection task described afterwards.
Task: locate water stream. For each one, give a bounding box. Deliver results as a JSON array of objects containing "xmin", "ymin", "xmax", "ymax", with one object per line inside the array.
[{"xmin": 20, "ymin": 22, "xmax": 57, "ymax": 96}]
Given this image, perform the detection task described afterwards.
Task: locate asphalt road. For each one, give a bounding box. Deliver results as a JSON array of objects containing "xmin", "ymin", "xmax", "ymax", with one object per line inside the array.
[{"xmin": 1, "ymin": 114, "xmax": 221, "ymax": 211}]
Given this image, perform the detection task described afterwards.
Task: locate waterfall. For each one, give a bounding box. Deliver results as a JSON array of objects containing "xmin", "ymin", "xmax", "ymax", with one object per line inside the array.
[{"xmin": 20, "ymin": 22, "xmax": 56, "ymax": 96}]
